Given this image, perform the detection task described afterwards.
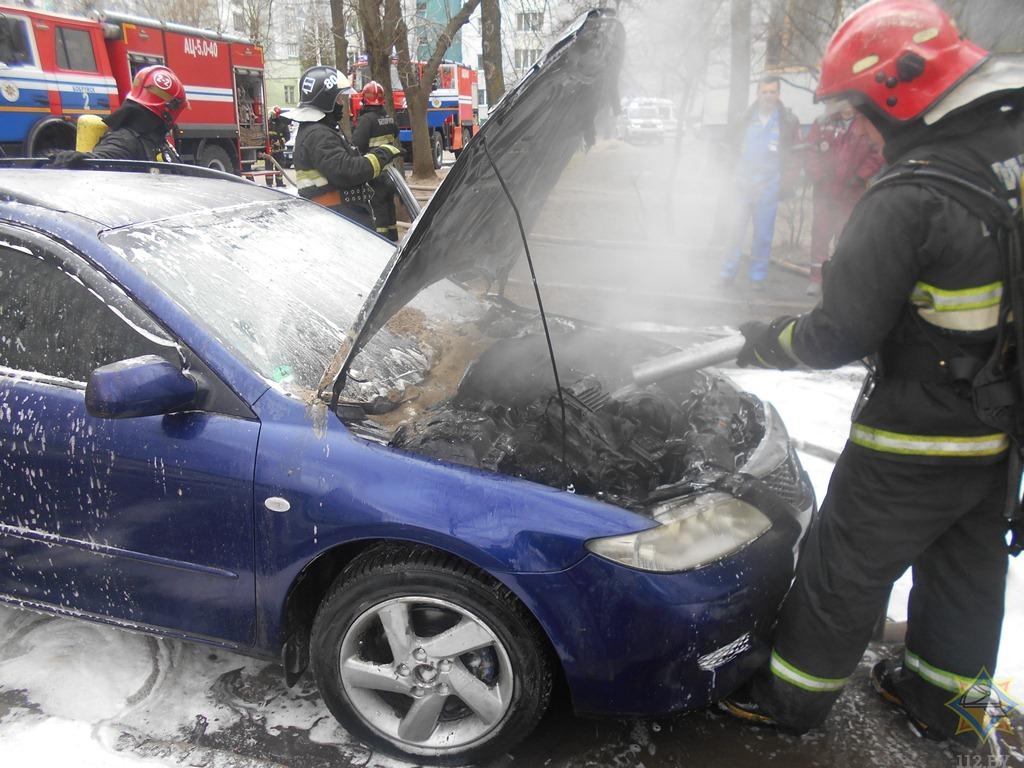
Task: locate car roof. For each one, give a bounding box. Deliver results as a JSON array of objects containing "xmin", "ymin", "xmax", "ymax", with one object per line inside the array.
[{"xmin": 0, "ymin": 166, "xmax": 287, "ymax": 231}]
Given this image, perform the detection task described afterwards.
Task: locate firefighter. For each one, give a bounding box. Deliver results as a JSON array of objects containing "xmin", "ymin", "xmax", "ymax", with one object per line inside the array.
[
  {"xmin": 282, "ymin": 66, "xmax": 402, "ymax": 229},
  {"xmin": 266, "ymin": 105, "xmax": 290, "ymax": 188},
  {"xmin": 353, "ymin": 81, "xmax": 400, "ymax": 241},
  {"xmin": 50, "ymin": 65, "xmax": 187, "ymax": 167},
  {"xmin": 721, "ymin": 0, "xmax": 1024, "ymax": 747}
]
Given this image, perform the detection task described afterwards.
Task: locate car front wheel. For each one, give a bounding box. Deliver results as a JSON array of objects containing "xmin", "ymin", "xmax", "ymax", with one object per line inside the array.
[{"xmin": 310, "ymin": 546, "xmax": 553, "ymax": 765}]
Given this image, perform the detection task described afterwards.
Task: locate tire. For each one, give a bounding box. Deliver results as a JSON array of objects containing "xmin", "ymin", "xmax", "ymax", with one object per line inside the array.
[
  {"xmin": 198, "ymin": 144, "xmax": 234, "ymax": 173},
  {"xmin": 310, "ymin": 545, "xmax": 553, "ymax": 765},
  {"xmin": 29, "ymin": 122, "xmax": 75, "ymax": 158},
  {"xmin": 430, "ymin": 132, "xmax": 443, "ymax": 169}
]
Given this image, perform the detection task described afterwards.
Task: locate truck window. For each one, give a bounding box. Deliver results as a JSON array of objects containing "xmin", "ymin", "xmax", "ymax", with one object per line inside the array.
[
  {"xmin": 0, "ymin": 14, "xmax": 33, "ymax": 66},
  {"xmin": 439, "ymin": 64, "xmax": 455, "ymax": 90},
  {"xmin": 55, "ymin": 26, "xmax": 97, "ymax": 72}
]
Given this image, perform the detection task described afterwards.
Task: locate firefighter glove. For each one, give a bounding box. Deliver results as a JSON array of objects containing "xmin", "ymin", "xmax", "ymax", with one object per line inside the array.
[
  {"xmin": 365, "ymin": 144, "xmax": 402, "ymax": 177},
  {"xmin": 48, "ymin": 150, "xmax": 91, "ymax": 169},
  {"xmin": 737, "ymin": 316, "xmax": 799, "ymax": 370}
]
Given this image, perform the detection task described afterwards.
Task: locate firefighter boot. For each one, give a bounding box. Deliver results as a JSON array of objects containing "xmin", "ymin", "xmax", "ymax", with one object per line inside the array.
[
  {"xmin": 718, "ymin": 678, "xmax": 809, "ymax": 735},
  {"xmin": 871, "ymin": 660, "xmax": 991, "ymax": 750}
]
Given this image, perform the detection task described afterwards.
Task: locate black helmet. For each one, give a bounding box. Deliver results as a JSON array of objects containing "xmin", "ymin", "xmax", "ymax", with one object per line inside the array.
[{"xmin": 298, "ymin": 66, "xmax": 351, "ymax": 112}]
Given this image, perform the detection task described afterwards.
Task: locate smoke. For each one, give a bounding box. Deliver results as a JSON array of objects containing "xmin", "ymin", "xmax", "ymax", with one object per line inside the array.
[{"xmin": 495, "ymin": 0, "xmax": 749, "ymax": 345}]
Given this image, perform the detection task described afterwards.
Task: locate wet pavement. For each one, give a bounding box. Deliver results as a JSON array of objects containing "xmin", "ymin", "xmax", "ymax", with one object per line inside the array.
[{"xmin": 4, "ymin": 614, "xmax": 1018, "ymax": 768}]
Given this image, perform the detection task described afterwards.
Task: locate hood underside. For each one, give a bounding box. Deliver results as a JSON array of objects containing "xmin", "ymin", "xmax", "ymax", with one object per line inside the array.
[{"xmin": 328, "ymin": 9, "xmax": 625, "ymax": 396}]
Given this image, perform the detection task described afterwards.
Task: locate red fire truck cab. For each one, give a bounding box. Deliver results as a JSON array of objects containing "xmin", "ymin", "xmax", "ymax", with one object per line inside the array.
[{"xmin": 0, "ymin": 5, "xmax": 267, "ymax": 173}]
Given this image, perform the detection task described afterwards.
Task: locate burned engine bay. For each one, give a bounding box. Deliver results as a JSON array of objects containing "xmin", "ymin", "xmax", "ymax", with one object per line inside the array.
[{"xmin": 338, "ymin": 301, "xmax": 766, "ymax": 513}]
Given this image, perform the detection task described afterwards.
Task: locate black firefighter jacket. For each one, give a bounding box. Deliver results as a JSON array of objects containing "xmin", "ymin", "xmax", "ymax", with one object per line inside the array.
[
  {"xmin": 352, "ymin": 104, "xmax": 398, "ymax": 152},
  {"xmin": 784, "ymin": 99, "xmax": 1024, "ymax": 464},
  {"xmin": 91, "ymin": 102, "xmax": 173, "ymax": 161},
  {"xmin": 293, "ymin": 119, "xmax": 377, "ymax": 223}
]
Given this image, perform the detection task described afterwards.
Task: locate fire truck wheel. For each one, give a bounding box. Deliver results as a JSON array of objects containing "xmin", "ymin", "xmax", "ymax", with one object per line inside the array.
[
  {"xmin": 199, "ymin": 145, "xmax": 234, "ymax": 173},
  {"xmin": 430, "ymin": 133, "xmax": 443, "ymax": 169}
]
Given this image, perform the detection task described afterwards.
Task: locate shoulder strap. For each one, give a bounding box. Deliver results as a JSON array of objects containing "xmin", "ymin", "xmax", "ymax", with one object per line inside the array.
[{"xmin": 870, "ymin": 159, "xmax": 1017, "ymax": 230}]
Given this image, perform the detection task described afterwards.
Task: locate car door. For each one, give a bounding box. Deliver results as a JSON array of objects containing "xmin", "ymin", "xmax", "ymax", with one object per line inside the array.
[{"xmin": 0, "ymin": 226, "xmax": 259, "ymax": 646}]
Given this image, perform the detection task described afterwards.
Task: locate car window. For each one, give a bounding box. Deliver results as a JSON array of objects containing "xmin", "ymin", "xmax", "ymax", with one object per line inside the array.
[{"xmin": 0, "ymin": 244, "xmax": 169, "ymax": 383}]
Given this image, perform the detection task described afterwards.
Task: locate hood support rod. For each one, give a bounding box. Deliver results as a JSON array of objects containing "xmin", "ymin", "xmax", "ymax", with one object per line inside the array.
[{"xmin": 481, "ymin": 135, "xmax": 568, "ymax": 473}]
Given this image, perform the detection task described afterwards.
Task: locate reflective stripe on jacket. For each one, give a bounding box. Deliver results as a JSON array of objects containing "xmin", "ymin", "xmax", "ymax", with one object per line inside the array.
[
  {"xmin": 911, "ymin": 280, "xmax": 1002, "ymax": 331},
  {"xmin": 787, "ymin": 100, "xmax": 1023, "ymax": 464}
]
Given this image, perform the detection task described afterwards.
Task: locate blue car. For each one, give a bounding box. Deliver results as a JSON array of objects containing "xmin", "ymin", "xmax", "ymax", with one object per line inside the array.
[{"xmin": 0, "ymin": 11, "xmax": 814, "ymax": 765}]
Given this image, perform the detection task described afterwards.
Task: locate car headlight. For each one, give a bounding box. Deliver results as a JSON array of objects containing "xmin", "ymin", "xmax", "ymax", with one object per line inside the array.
[{"xmin": 585, "ymin": 492, "xmax": 772, "ymax": 572}]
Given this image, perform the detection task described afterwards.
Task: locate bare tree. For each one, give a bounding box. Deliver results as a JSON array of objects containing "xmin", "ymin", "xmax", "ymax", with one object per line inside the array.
[
  {"xmin": 481, "ymin": 0, "xmax": 504, "ymax": 106},
  {"xmin": 764, "ymin": 0, "xmax": 848, "ymax": 73},
  {"xmin": 394, "ymin": 0, "xmax": 482, "ymax": 180},
  {"xmin": 329, "ymin": 0, "xmax": 348, "ymax": 70},
  {"xmin": 357, "ymin": 0, "xmax": 402, "ymax": 117},
  {"xmin": 235, "ymin": 0, "xmax": 275, "ymax": 48},
  {"xmin": 300, "ymin": 0, "xmax": 334, "ymax": 68},
  {"xmin": 728, "ymin": 0, "xmax": 752, "ymax": 123},
  {"xmin": 134, "ymin": 0, "xmax": 220, "ymax": 28}
]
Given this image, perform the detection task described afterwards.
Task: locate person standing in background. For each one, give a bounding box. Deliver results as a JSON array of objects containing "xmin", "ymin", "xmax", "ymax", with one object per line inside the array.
[
  {"xmin": 805, "ymin": 101, "xmax": 884, "ymax": 295},
  {"xmin": 266, "ymin": 106, "xmax": 290, "ymax": 188},
  {"xmin": 719, "ymin": 76, "xmax": 801, "ymax": 291}
]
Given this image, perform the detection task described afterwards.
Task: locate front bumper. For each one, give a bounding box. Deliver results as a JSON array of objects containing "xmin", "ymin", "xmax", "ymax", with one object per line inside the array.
[{"xmin": 498, "ymin": 499, "xmax": 810, "ymax": 717}]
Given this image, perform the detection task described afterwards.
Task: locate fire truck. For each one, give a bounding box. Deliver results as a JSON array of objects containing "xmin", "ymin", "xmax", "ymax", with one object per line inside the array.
[
  {"xmin": 0, "ymin": 5, "xmax": 267, "ymax": 173},
  {"xmin": 350, "ymin": 59, "xmax": 479, "ymax": 169}
]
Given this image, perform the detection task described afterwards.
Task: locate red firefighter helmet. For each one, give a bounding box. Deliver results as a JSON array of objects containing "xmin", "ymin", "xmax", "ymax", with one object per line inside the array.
[
  {"xmin": 816, "ymin": 0, "xmax": 988, "ymax": 123},
  {"xmin": 361, "ymin": 81, "xmax": 386, "ymax": 106},
  {"xmin": 126, "ymin": 65, "xmax": 188, "ymax": 126}
]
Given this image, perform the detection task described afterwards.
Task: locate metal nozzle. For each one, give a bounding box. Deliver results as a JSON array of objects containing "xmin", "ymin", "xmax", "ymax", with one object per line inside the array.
[{"xmin": 631, "ymin": 334, "xmax": 746, "ymax": 385}]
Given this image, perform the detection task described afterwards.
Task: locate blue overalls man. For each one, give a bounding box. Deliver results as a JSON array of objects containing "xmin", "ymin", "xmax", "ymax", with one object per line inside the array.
[{"xmin": 721, "ymin": 77, "xmax": 800, "ymax": 288}]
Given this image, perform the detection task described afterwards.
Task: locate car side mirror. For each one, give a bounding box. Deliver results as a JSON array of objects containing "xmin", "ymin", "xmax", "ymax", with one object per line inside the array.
[{"xmin": 85, "ymin": 355, "xmax": 198, "ymax": 419}]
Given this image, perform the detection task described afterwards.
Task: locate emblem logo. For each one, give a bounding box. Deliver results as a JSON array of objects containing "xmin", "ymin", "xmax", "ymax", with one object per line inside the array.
[
  {"xmin": 944, "ymin": 668, "xmax": 1019, "ymax": 744},
  {"xmin": 153, "ymin": 71, "xmax": 174, "ymax": 91}
]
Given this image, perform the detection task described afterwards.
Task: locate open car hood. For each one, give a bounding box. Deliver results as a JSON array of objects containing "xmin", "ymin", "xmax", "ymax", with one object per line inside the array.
[{"xmin": 323, "ymin": 9, "xmax": 624, "ymax": 396}]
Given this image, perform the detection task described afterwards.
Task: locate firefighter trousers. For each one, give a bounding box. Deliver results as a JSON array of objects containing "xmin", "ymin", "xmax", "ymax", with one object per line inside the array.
[
  {"xmin": 369, "ymin": 175, "xmax": 398, "ymax": 242},
  {"xmin": 751, "ymin": 445, "xmax": 1009, "ymax": 736}
]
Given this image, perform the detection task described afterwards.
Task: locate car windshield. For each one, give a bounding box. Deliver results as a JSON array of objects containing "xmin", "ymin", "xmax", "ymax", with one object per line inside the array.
[
  {"xmin": 102, "ymin": 198, "xmax": 394, "ymax": 394},
  {"xmin": 628, "ymin": 107, "xmax": 659, "ymax": 120}
]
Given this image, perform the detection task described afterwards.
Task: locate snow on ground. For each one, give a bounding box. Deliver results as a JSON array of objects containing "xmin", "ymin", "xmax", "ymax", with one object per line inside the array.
[{"xmin": 730, "ymin": 364, "xmax": 1024, "ymax": 685}]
